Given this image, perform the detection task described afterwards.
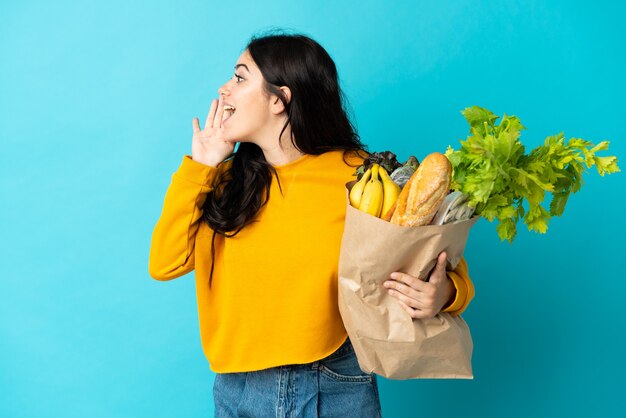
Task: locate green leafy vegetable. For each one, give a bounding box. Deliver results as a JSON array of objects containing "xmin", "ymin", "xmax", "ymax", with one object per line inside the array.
[{"xmin": 445, "ymin": 106, "xmax": 620, "ymax": 242}]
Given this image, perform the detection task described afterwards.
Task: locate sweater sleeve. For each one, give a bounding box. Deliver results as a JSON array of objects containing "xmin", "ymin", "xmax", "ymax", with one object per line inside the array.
[
  {"xmin": 441, "ymin": 257, "xmax": 475, "ymax": 315},
  {"xmin": 148, "ymin": 155, "xmax": 221, "ymax": 281}
]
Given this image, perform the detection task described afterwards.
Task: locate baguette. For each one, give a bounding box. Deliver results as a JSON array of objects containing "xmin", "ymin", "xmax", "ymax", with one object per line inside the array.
[{"xmin": 390, "ymin": 152, "xmax": 451, "ymax": 226}]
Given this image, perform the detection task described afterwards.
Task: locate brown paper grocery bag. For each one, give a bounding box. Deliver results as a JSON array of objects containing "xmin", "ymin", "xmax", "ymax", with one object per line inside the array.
[{"xmin": 338, "ymin": 182, "xmax": 478, "ymax": 379}]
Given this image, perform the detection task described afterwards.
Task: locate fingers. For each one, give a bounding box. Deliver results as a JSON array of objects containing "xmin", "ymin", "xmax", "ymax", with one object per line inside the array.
[
  {"xmin": 397, "ymin": 299, "xmax": 437, "ymax": 319},
  {"xmin": 387, "ymin": 272, "xmax": 426, "ymax": 292},
  {"xmin": 213, "ymin": 95, "xmax": 225, "ymax": 129},
  {"xmin": 192, "ymin": 117, "xmax": 200, "ymax": 133},
  {"xmin": 435, "ymin": 251, "xmax": 448, "ymax": 273},
  {"xmin": 384, "ymin": 252, "xmax": 449, "ymax": 320},
  {"xmin": 205, "ymin": 99, "xmax": 218, "ymax": 130},
  {"xmin": 385, "ymin": 275, "xmax": 436, "ymax": 309},
  {"xmin": 428, "ymin": 251, "xmax": 448, "ymax": 284},
  {"xmin": 385, "ymin": 269, "xmax": 438, "ymax": 313},
  {"xmin": 386, "ymin": 286, "xmax": 425, "ymax": 309}
]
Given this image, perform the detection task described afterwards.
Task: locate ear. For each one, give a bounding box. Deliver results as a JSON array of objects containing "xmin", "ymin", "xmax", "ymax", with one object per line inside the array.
[{"xmin": 270, "ymin": 86, "xmax": 291, "ymax": 115}]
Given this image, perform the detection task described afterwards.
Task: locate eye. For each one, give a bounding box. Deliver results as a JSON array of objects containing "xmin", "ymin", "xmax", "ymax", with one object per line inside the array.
[{"xmin": 234, "ymin": 74, "xmax": 244, "ymax": 83}]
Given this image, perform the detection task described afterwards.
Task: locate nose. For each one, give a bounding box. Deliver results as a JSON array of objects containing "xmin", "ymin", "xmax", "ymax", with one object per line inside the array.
[{"xmin": 218, "ymin": 80, "xmax": 232, "ymax": 96}]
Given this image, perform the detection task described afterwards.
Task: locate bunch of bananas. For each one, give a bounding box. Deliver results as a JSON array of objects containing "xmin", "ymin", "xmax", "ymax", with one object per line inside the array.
[{"xmin": 349, "ymin": 163, "xmax": 401, "ymax": 219}]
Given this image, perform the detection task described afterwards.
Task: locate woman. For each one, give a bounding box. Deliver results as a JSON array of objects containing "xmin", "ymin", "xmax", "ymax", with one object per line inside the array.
[{"xmin": 149, "ymin": 31, "xmax": 474, "ymax": 417}]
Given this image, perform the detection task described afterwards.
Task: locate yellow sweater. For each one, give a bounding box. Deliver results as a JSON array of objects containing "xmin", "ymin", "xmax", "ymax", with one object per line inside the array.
[{"xmin": 149, "ymin": 150, "xmax": 474, "ymax": 373}]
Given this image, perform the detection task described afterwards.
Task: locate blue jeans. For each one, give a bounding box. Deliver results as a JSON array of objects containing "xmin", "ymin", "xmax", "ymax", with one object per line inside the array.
[{"xmin": 213, "ymin": 337, "xmax": 382, "ymax": 417}]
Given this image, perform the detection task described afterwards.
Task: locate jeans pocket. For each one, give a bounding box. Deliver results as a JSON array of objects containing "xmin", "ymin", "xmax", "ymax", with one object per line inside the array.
[
  {"xmin": 317, "ymin": 342, "xmax": 381, "ymax": 417},
  {"xmin": 319, "ymin": 340, "xmax": 373, "ymax": 383},
  {"xmin": 319, "ymin": 364, "xmax": 373, "ymax": 382}
]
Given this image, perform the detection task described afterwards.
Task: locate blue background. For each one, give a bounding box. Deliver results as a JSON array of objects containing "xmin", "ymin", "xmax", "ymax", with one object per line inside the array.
[{"xmin": 1, "ymin": 1, "xmax": 624, "ymax": 417}]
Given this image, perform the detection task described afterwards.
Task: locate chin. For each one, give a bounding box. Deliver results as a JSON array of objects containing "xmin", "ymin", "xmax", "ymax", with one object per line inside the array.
[
  {"xmin": 229, "ymin": 135, "xmax": 255, "ymax": 145},
  {"xmin": 223, "ymin": 128, "xmax": 241, "ymax": 143}
]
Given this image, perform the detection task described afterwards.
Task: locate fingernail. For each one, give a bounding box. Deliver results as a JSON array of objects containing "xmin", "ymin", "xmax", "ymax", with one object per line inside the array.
[{"xmin": 390, "ymin": 273, "xmax": 399, "ymax": 279}]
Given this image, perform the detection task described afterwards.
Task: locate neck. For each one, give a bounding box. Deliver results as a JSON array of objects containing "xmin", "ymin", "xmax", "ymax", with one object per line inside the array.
[
  {"xmin": 262, "ymin": 144, "xmax": 305, "ymax": 166},
  {"xmin": 257, "ymin": 121, "xmax": 304, "ymax": 166}
]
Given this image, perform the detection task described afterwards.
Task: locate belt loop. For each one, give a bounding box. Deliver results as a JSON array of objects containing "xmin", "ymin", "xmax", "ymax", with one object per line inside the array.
[{"xmin": 311, "ymin": 360, "xmax": 319, "ymax": 371}]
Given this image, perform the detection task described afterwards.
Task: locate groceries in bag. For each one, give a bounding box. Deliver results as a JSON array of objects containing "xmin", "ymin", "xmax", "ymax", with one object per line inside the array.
[
  {"xmin": 349, "ymin": 106, "xmax": 620, "ymax": 242},
  {"xmin": 338, "ymin": 105, "xmax": 619, "ymax": 379}
]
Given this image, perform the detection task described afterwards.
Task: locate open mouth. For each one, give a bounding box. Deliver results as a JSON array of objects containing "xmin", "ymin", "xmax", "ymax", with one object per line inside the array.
[{"xmin": 223, "ymin": 105, "xmax": 236, "ymax": 123}]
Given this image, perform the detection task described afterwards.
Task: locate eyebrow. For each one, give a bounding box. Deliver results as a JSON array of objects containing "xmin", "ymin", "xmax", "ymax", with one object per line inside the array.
[{"xmin": 235, "ymin": 64, "xmax": 250, "ymax": 73}]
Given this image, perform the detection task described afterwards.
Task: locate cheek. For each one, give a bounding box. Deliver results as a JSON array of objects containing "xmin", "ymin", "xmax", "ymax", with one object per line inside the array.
[
  {"xmin": 227, "ymin": 100, "xmax": 269, "ymax": 138},
  {"xmin": 245, "ymin": 96, "xmax": 271, "ymax": 123},
  {"xmin": 229, "ymin": 86, "xmax": 271, "ymax": 130}
]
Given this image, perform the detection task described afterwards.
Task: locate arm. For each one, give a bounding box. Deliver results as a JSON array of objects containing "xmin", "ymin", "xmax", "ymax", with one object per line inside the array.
[
  {"xmin": 148, "ymin": 155, "xmax": 220, "ymax": 281},
  {"xmin": 149, "ymin": 96, "xmax": 236, "ymax": 280}
]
